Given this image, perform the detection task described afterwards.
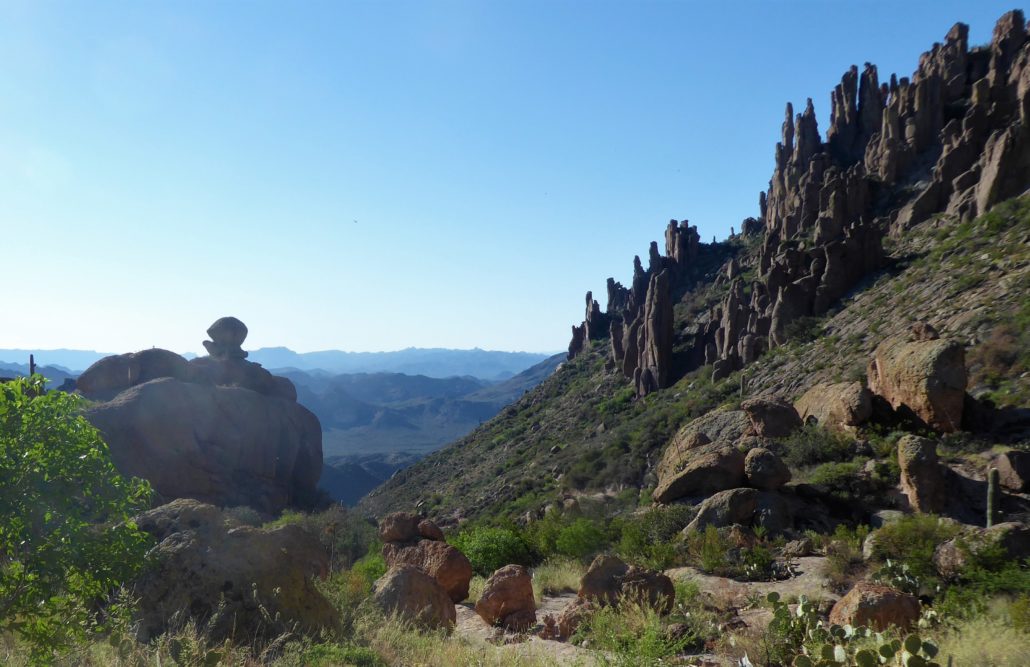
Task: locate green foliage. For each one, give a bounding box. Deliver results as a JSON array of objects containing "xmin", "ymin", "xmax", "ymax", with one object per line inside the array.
[
  {"xmin": 764, "ymin": 592, "xmax": 941, "ymax": 667},
  {"xmin": 0, "ymin": 377, "xmax": 152, "ymax": 663},
  {"xmin": 554, "ymin": 518, "xmax": 606, "ymax": 560},
  {"xmin": 777, "ymin": 424, "xmax": 855, "ymax": 468},
  {"xmin": 570, "ymin": 602, "xmax": 693, "ymax": 666},
  {"xmin": 613, "ymin": 505, "xmax": 694, "ymax": 570},
  {"xmin": 279, "ymin": 640, "xmax": 384, "ymax": 667},
  {"xmin": 686, "ymin": 524, "xmax": 730, "ymax": 574},
  {"xmin": 451, "ymin": 526, "xmax": 532, "ymax": 576},
  {"xmin": 351, "ymin": 550, "xmax": 387, "ymax": 586},
  {"xmin": 868, "ymin": 515, "xmax": 960, "ymax": 583}
]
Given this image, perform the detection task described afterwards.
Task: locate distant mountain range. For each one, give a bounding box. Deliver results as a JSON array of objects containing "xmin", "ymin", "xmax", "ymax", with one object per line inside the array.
[
  {"xmin": 289, "ymin": 353, "xmax": 564, "ymax": 505},
  {"xmin": 0, "ymin": 347, "xmax": 555, "ymax": 380}
]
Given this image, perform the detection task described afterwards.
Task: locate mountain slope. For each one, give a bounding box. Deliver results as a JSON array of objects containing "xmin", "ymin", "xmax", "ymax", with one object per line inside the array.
[{"xmin": 362, "ymin": 13, "xmax": 1030, "ymax": 522}]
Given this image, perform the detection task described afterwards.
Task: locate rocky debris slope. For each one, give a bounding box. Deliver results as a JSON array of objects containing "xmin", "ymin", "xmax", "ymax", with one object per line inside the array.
[
  {"xmin": 82, "ymin": 318, "xmax": 323, "ymax": 514},
  {"xmin": 132, "ymin": 499, "xmax": 337, "ymax": 641}
]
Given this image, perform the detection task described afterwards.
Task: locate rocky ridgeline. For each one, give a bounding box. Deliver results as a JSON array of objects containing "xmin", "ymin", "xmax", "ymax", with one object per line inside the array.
[
  {"xmin": 79, "ymin": 317, "xmax": 323, "ymax": 514},
  {"xmin": 569, "ymin": 10, "xmax": 1030, "ymax": 395}
]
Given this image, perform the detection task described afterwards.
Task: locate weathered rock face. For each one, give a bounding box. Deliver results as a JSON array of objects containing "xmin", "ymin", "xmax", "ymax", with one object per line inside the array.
[
  {"xmin": 934, "ymin": 522, "xmax": 1030, "ymax": 579},
  {"xmin": 555, "ymin": 597, "xmax": 594, "ymax": 639},
  {"xmin": 744, "ymin": 447, "xmax": 791, "ymax": 491},
  {"xmin": 132, "ymin": 499, "xmax": 337, "ymax": 642},
  {"xmin": 828, "ymin": 582, "xmax": 920, "ymax": 631},
  {"xmin": 82, "ymin": 319, "xmax": 322, "ymax": 514},
  {"xmin": 474, "ymin": 564, "xmax": 536, "ymax": 630},
  {"xmin": 654, "ymin": 441, "xmax": 746, "ymax": 504},
  {"xmin": 578, "ymin": 555, "xmax": 675, "ymax": 614},
  {"xmin": 795, "ymin": 381, "xmax": 873, "ymax": 431},
  {"xmin": 867, "ymin": 334, "xmax": 967, "ymax": 432},
  {"xmin": 379, "ymin": 512, "xmax": 472, "ymax": 603},
  {"xmin": 740, "ymin": 397, "xmax": 802, "ymax": 438},
  {"xmin": 373, "ymin": 565, "xmax": 456, "ymax": 630},
  {"xmin": 897, "ymin": 436, "xmax": 947, "ymax": 513}
]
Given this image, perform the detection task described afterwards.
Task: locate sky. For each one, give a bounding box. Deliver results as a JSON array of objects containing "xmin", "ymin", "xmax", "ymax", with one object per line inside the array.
[{"xmin": 0, "ymin": 0, "xmax": 1019, "ymax": 355}]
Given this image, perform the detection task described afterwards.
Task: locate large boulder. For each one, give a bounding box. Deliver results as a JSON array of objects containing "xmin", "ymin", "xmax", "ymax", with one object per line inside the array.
[
  {"xmin": 372, "ymin": 565, "xmax": 456, "ymax": 630},
  {"xmin": 934, "ymin": 522, "xmax": 1030, "ymax": 579},
  {"xmin": 828, "ymin": 582, "xmax": 920, "ymax": 631},
  {"xmin": 555, "ymin": 597, "xmax": 594, "ymax": 639},
  {"xmin": 683, "ymin": 488, "xmax": 759, "ymax": 533},
  {"xmin": 578, "ymin": 555, "xmax": 674, "ymax": 614},
  {"xmin": 132, "ymin": 499, "xmax": 337, "ymax": 641},
  {"xmin": 740, "ymin": 397, "xmax": 802, "ymax": 437},
  {"xmin": 867, "ymin": 334, "xmax": 967, "ymax": 432},
  {"xmin": 380, "ymin": 513, "xmax": 472, "ymax": 603},
  {"xmin": 897, "ymin": 436, "xmax": 947, "ymax": 513},
  {"xmin": 654, "ymin": 441, "xmax": 746, "ymax": 504},
  {"xmin": 744, "ymin": 447, "xmax": 791, "ymax": 491},
  {"xmin": 82, "ymin": 319, "xmax": 321, "ymax": 514},
  {"xmin": 794, "ymin": 381, "xmax": 873, "ymax": 432},
  {"xmin": 475, "ymin": 565, "xmax": 536, "ymax": 630},
  {"xmin": 87, "ymin": 377, "xmax": 322, "ymax": 513}
]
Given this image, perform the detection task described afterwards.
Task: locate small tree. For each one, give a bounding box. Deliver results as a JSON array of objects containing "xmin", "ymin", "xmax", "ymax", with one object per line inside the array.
[{"xmin": 0, "ymin": 376, "xmax": 152, "ymax": 662}]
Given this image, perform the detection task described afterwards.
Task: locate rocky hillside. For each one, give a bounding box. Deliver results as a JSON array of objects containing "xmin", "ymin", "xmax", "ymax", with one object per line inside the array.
[{"xmin": 362, "ymin": 11, "xmax": 1030, "ymax": 522}]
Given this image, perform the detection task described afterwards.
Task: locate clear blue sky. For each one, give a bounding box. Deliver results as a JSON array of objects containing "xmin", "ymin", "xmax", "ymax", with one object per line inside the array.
[{"xmin": 0, "ymin": 1, "xmax": 1018, "ymax": 354}]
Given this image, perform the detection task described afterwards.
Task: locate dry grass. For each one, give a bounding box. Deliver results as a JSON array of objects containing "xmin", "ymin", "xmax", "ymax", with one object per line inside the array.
[
  {"xmin": 934, "ymin": 616, "xmax": 1030, "ymax": 666},
  {"xmin": 532, "ymin": 557, "xmax": 586, "ymax": 600}
]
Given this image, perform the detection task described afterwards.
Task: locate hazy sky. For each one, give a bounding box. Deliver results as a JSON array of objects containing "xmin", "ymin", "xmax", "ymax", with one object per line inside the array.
[{"xmin": 0, "ymin": 0, "xmax": 1016, "ymax": 354}]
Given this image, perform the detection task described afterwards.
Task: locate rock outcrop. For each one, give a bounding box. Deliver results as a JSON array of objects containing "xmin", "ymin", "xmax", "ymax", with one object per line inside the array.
[
  {"xmin": 683, "ymin": 488, "xmax": 759, "ymax": 533},
  {"xmin": 373, "ymin": 565, "xmax": 456, "ymax": 630},
  {"xmin": 995, "ymin": 450, "xmax": 1030, "ymax": 492},
  {"xmin": 828, "ymin": 582, "xmax": 920, "ymax": 631},
  {"xmin": 744, "ymin": 447, "xmax": 791, "ymax": 491},
  {"xmin": 867, "ymin": 332, "xmax": 967, "ymax": 432},
  {"xmin": 379, "ymin": 512, "xmax": 472, "ymax": 603},
  {"xmin": 474, "ymin": 564, "xmax": 537, "ymax": 631},
  {"xmin": 132, "ymin": 499, "xmax": 337, "ymax": 641},
  {"xmin": 564, "ymin": 11, "xmax": 1030, "ymax": 399},
  {"xmin": 82, "ymin": 319, "xmax": 322, "ymax": 514},
  {"xmin": 740, "ymin": 397, "xmax": 802, "ymax": 437}
]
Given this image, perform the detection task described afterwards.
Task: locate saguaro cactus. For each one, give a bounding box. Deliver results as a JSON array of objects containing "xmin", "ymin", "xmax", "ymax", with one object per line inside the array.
[{"xmin": 987, "ymin": 467, "xmax": 1000, "ymax": 528}]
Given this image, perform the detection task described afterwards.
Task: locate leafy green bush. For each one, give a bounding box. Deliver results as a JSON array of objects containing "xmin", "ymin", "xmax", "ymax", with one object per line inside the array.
[
  {"xmin": 0, "ymin": 377, "xmax": 153, "ymax": 662},
  {"xmin": 776, "ymin": 423, "xmax": 854, "ymax": 468},
  {"xmin": 570, "ymin": 602, "xmax": 692, "ymax": 664},
  {"xmin": 685, "ymin": 525, "xmax": 731, "ymax": 574},
  {"xmin": 451, "ymin": 526, "xmax": 533, "ymax": 576},
  {"xmin": 868, "ymin": 515, "xmax": 960, "ymax": 582},
  {"xmin": 614, "ymin": 504, "xmax": 693, "ymax": 570},
  {"xmin": 554, "ymin": 518, "xmax": 606, "ymax": 560}
]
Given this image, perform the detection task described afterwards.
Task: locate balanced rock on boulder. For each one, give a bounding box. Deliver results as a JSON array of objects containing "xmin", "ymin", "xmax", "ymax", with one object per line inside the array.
[
  {"xmin": 475, "ymin": 565, "xmax": 536, "ymax": 631},
  {"xmin": 379, "ymin": 512, "xmax": 472, "ymax": 603},
  {"xmin": 82, "ymin": 318, "xmax": 322, "ymax": 514}
]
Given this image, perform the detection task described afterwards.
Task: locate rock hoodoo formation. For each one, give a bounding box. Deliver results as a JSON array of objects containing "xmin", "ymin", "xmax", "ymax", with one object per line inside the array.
[
  {"xmin": 80, "ymin": 318, "xmax": 323, "ymax": 514},
  {"xmin": 567, "ymin": 10, "xmax": 1030, "ymax": 396},
  {"xmin": 378, "ymin": 512, "xmax": 473, "ymax": 603}
]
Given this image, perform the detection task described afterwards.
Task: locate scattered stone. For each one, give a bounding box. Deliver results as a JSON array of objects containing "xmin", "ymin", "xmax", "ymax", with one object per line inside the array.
[
  {"xmin": 828, "ymin": 581, "xmax": 920, "ymax": 631},
  {"xmin": 373, "ymin": 565, "xmax": 456, "ymax": 630},
  {"xmin": 744, "ymin": 447, "xmax": 791, "ymax": 491},
  {"xmin": 555, "ymin": 597, "xmax": 594, "ymax": 639},
  {"xmin": 475, "ymin": 565, "xmax": 537, "ymax": 631}
]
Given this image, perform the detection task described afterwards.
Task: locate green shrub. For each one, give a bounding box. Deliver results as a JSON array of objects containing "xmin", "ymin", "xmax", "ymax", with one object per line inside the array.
[
  {"xmin": 571, "ymin": 602, "xmax": 692, "ymax": 664},
  {"xmin": 264, "ymin": 505, "xmax": 379, "ymax": 571},
  {"xmin": 868, "ymin": 515, "xmax": 960, "ymax": 582},
  {"xmin": 0, "ymin": 377, "xmax": 153, "ymax": 662},
  {"xmin": 554, "ymin": 518, "xmax": 606, "ymax": 560},
  {"xmin": 614, "ymin": 505, "xmax": 693, "ymax": 570},
  {"xmin": 685, "ymin": 525, "xmax": 730, "ymax": 575},
  {"xmin": 451, "ymin": 526, "xmax": 533, "ymax": 576},
  {"xmin": 777, "ymin": 424, "xmax": 854, "ymax": 468}
]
